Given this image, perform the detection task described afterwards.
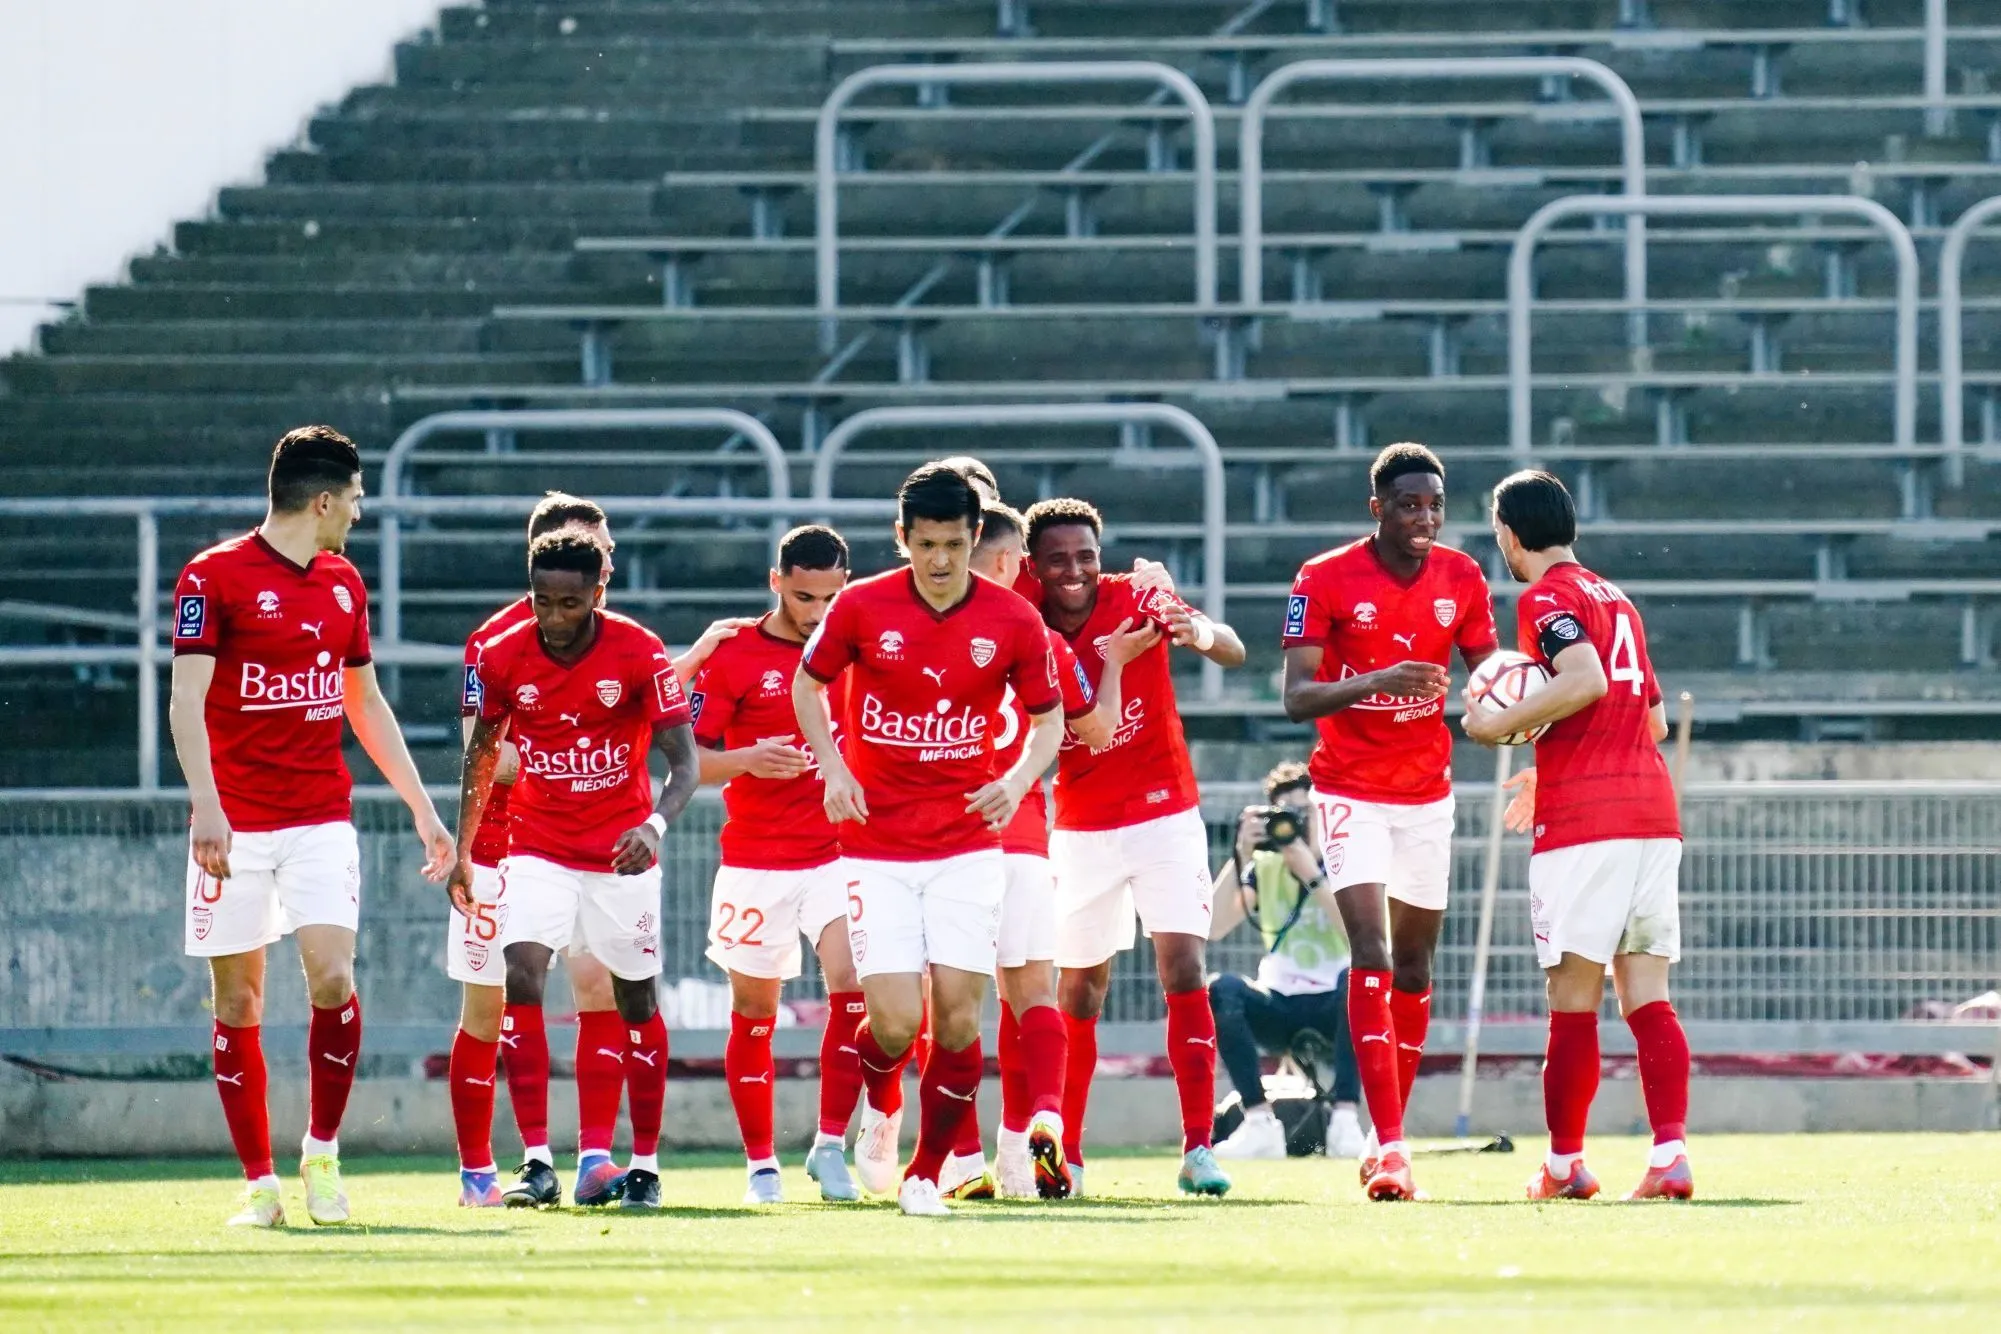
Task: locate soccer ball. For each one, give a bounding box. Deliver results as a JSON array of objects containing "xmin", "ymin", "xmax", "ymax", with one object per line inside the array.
[{"xmin": 1465, "ymin": 651, "xmax": 1553, "ymax": 746}]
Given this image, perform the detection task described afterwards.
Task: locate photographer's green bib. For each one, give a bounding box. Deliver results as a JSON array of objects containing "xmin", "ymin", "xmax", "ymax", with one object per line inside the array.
[{"xmin": 1249, "ymin": 849, "xmax": 1351, "ymax": 993}]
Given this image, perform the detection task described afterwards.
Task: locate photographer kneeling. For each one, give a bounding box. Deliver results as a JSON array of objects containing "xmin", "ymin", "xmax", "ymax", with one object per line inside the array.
[{"xmin": 1208, "ymin": 761, "xmax": 1366, "ymax": 1160}]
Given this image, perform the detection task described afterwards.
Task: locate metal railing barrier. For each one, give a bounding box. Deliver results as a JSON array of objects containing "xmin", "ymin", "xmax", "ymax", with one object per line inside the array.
[{"xmin": 1938, "ymin": 191, "xmax": 2001, "ymax": 485}]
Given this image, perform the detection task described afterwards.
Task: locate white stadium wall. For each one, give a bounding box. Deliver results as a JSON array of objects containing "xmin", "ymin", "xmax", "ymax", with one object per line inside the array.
[{"xmin": 0, "ymin": 0, "xmax": 443, "ymax": 354}]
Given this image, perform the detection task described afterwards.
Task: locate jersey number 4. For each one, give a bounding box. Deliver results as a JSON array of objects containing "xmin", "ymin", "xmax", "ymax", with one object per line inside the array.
[{"xmin": 1608, "ymin": 612, "xmax": 1645, "ymax": 695}]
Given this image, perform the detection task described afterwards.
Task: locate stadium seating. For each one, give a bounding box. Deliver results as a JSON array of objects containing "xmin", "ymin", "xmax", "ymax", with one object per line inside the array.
[{"xmin": 11, "ymin": 0, "xmax": 2001, "ymax": 785}]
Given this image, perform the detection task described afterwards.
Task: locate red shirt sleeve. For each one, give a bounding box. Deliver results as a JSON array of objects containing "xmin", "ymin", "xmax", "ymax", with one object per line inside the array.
[
  {"xmin": 1050, "ymin": 633, "xmax": 1096, "ymax": 720},
  {"xmin": 171, "ymin": 561, "xmax": 222, "ymax": 656},
  {"xmin": 1282, "ymin": 562, "xmax": 1334, "ymax": 649},
  {"xmin": 343, "ymin": 576, "xmax": 372, "ymax": 668},
  {"xmin": 1007, "ymin": 616, "xmax": 1061, "ymax": 717},
  {"xmin": 800, "ymin": 589, "xmax": 860, "ymax": 684},
  {"xmin": 1519, "ymin": 585, "xmax": 1590, "ymax": 668},
  {"xmin": 689, "ymin": 653, "xmax": 736, "ymax": 747},
  {"xmin": 460, "ymin": 631, "xmax": 484, "ymax": 717},
  {"xmin": 643, "ymin": 638, "xmax": 694, "ymax": 728},
  {"xmin": 476, "ymin": 642, "xmax": 513, "ymax": 724},
  {"xmin": 1455, "ymin": 560, "xmax": 1499, "ymax": 655}
]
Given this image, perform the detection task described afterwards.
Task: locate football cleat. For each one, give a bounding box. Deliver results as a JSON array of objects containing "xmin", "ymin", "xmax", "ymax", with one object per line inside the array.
[
  {"xmin": 458, "ymin": 1168, "xmax": 504, "ymax": 1208},
  {"xmin": 224, "ymin": 1182, "xmax": 285, "ymax": 1228},
  {"xmin": 742, "ymin": 1167, "xmax": 784, "ymax": 1206},
  {"xmin": 805, "ymin": 1141, "xmax": 860, "ymax": 1202},
  {"xmin": 299, "ymin": 1154, "xmax": 350, "ymax": 1226},
  {"xmin": 573, "ymin": 1153, "xmax": 628, "ymax": 1208},
  {"xmin": 1527, "ymin": 1161, "xmax": 1602, "ymax": 1201},
  {"xmin": 1357, "ymin": 1128, "xmax": 1381, "ymax": 1186},
  {"xmin": 1066, "ymin": 1163, "xmax": 1086, "ymax": 1199},
  {"xmin": 1365, "ymin": 1150, "xmax": 1417, "ymax": 1201},
  {"xmin": 995, "ymin": 1129, "xmax": 1037, "ymax": 1199},
  {"xmin": 897, "ymin": 1175, "xmax": 952, "ymax": 1218},
  {"xmin": 1325, "ymin": 1107, "xmax": 1368, "ymax": 1160},
  {"xmin": 1626, "ymin": 1155, "xmax": 1694, "ymax": 1201},
  {"xmin": 1177, "ymin": 1146, "xmax": 1232, "ymax": 1197},
  {"xmin": 1212, "ymin": 1110, "xmax": 1287, "ymax": 1161},
  {"xmin": 1027, "ymin": 1111, "xmax": 1072, "ymax": 1200},
  {"xmin": 939, "ymin": 1152, "xmax": 995, "ymax": 1201},
  {"xmin": 854, "ymin": 1101, "xmax": 903, "ymax": 1196},
  {"xmin": 620, "ymin": 1168, "xmax": 662, "ymax": 1210},
  {"xmin": 502, "ymin": 1159, "xmax": 562, "ymax": 1209}
]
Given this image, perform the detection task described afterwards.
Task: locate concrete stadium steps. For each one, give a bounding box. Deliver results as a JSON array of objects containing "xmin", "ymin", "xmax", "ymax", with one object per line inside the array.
[
  {"xmin": 38, "ymin": 318, "xmax": 493, "ymax": 358},
  {"xmin": 172, "ymin": 218, "xmax": 594, "ymax": 256}
]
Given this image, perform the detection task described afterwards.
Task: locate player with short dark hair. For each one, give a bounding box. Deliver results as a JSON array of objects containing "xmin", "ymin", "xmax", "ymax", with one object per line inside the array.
[
  {"xmin": 171, "ymin": 425, "xmax": 454, "ymax": 1228},
  {"xmin": 1279, "ymin": 441, "xmax": 1498, "ymax": 1202},
  {"xmin": 448, "ymin": 529, "xmax": 702, "ymax": 1212},
  {"xmin": 1465, "ymin": 470, "xmax": 1692, "ymax": 1202},
  {"xmin": 682, "ymin": 523, "xmax": 873, "ymax": 1206},
  {"xmin": 793, "ymin": 465, "xmax": 1066, "ymax": 1217},
  {"xmin": 1023, "ymin": 496, "xmax": 1248, "ymax": 1199}
]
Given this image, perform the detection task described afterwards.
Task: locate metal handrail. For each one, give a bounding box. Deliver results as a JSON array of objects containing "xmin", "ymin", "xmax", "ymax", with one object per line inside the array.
[
  {"xmin": 1938, "ymin": 192, "xmax": 2001, "ymax": 486},
  {"xmin": 377, "ymin": 409, "xmax": 791, "ymax": 650},
  {"xmin": 815, "ymin": 62, "xmax": 1218, "ymax": 317},
  {"xmin": 807, "ymin": 402, "xmax": 1228, "ymax": 700},
  {"xmin": 1509, "ymin": 194, "xmax": 1921, "ymax": 459},
  {"xmin": 1926, "ymin": 0, "xmax": 1951, "ymax": 136},
  {"xmin": 1238, "ymin": 55, "xmax": 1646, "ymax": 342}
]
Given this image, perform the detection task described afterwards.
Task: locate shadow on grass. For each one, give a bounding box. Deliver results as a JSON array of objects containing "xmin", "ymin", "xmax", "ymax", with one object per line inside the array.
[{"xmin": 1424, "ymin": 1197, "xmax": 1799, "ymax": 1209}]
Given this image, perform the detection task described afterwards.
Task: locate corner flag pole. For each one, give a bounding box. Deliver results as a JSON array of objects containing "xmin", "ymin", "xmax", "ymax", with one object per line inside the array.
[{"xmin": 1455, "ymin": 740, "xmax": 1514, "ymax": 1140}]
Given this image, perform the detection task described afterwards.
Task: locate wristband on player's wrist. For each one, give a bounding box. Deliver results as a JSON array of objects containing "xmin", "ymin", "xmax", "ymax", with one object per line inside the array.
[
  {"xmin": 643, "ymin": 813, "xmax": 668, "ymax": 838},
  {"xmin": 1190, "ymin": 617, "xmax": 1216, "ymax": 652}
]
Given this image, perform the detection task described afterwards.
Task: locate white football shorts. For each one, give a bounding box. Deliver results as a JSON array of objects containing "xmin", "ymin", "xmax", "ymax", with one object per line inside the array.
[
  {"xmin": 1528, "ymin": 837, "xmax": 1683, "ymax": 969},
  {"xmin": 184, "ymin": 820, "xmax": 360, "ymax": 958},
  {"xmin": 706, "ymin": 860, "xmax": 848, "ymax": 981},
  {"xmin": 445, "ymin": 863, "xmax": 508, "ymax": 985},
  {"xmin": 494, "ymin": 853, "xmax": 664, "ymax": 982},
  {"xmin": 1311, "ymin": 789, "xmax": 1455, "ymax": 911},
  {"xmin": 996, "ymin": 852, "xmax": 1057, "ymax": 969},
  {"xmin": 843, "ymin": 849, "xmax": 1006, "ymax": 980},
  {"xmin": 1049, "ymin": 807, "xmax": 1213, "ymax": 969}
]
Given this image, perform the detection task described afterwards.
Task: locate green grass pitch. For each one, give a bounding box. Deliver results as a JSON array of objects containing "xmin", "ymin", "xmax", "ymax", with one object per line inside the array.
[{"xmin": 4, "ymin": 1135, "xmax": 1998, "ymax": 1330}]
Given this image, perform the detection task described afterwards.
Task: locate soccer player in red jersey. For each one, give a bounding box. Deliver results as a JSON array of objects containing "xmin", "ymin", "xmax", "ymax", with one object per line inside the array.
[
  {"xmin": 793, "ymin": 465, "xmax": 1065, "ymax": 1217},
  {"xmin": 950, "ymin": 502, "xmax": 1153, "ymax": 1201},
  {"xmin": 447, "ymin": 493, "xmax": 746, "ymax": 1209},
  {"xmin": 170, "ymin": 426, "xmax": 454, "ymax": 1228},
  {"xmin": 683, "ymin": 524, "xmax": 871, "ymax": 1206},
  {"xmin": 1462, "ymin": 470, "xmax": 1691, "ymax": 1202},
  {"xmin": 1024, "ymin": 497, "xmax": 1248, "ymax": 1198},
  {"xmin": 1279, "ymin": 443, "xmax": 1497, "ymax": 1201},
  {"xmin": 449, "ymin": 530, "xmax": 701, "ymax": 1211}
]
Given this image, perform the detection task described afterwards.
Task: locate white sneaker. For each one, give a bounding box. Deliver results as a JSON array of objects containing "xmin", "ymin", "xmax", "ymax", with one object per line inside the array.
[
  {"xmin": 854, "ymin": 1101, "xmax": 903, "ymax": 1196},
  {"xmin": 742, "ymin": 1168, "xmax": 783, "ymax": 1205},
  {"xmin": 225, "ymin": 1181, "xmax": 285, "ymax": 1228},
  {"xmin": 897, "ymin": 1175, "xmax": 951, "ymax": 1217},
  {"xmin": 1326, "ymin": 1106, "xmax": 1367, "ymax": 1159},
  {"xmin": 1212, "ymin": 1109, "xmax": 1287, "ymax": 1161},
  {"xmin": 995, "ymin": 1127, "xmax": 1036, "ymax": 1198}
]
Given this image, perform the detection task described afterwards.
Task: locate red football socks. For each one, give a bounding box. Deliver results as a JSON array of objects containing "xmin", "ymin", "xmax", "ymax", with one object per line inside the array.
[
  {"xmin": 574, "ymin": 1010, "xmax": 626, "ymax": 1157},
  {"xmin": 306, "ymin": 994, "xmax": 362, "ymax": 1143},
  {"xmin": 1018, "ymin": 1003, "xmax": 1067, "ymax": 1121},
  {"xmin": 854, "ymin": 1019, "xmax": 910, "ymax": 1117},
  {"xmin": 818, "ymin": 990, "xmax": 867, "ymax": 1138},
  {"xmin": 1544, "ymin": 1009, "xmax": 1601, "ymax": 1156},
  {"xmin": 1348, "ymin": 968, "xmax": 1405, "ymax": 1144},
  {"xmin": 1389, "ymin": 985, "xmax": 1432, "ymax": 1110},
  {"xmin": 212, "ymin": 1021, "xmax": 273, "ymax": 1180},
  {"xmin": 1626, "ymin": 1000, "xmax": 1691, "ymax": 1145},
  {"xmin": 726, "ymin": 1010, "xmax": 778, "ymax": 1163},
  {"xmin": 998, "ymin": 1002, "xmax": 1031, "ymax": 1135},
  {"xmin": 501, "ymin": 1002, "xmax": 551, "ymax": 1153},
  {"xmin": 624, "ymin": 1013, "xmax": 669, "ymax": 1158},
  {"xmin": 1059, "ymin": 1010, "xmax": 1097, "ymax": 1164},
  {"xmin": 906, "ymin": 1038, "xmax": 983, "ymax": 1185},
  {"xmin": 448, "ymin": 1028, "xmax": 500, "ymax": 1172},
  {"xmin": 1164, "ymin": 988, "xmax": 1218, "ymax": 1152}
]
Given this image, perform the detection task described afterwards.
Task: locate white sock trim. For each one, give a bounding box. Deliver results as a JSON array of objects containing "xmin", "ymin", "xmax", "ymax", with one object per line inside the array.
[
  {"xmin": 1377, "ymin": 1139, "xmax": 1409, "ymax": 1159},
  {"xmin": 302, "ymin": 1134, "xmax": 338, "ymax": 1158},
  {"xmin": 524, "ymin": 1145, "xmax": 554, "ymax": 1167},
  {"xmin": 747, "ymin": 1156, "xmax": 780, "ymax": 1176},
  {"xmin": 460, "ymin": 1162, "xmax": 498, "ymax": 1176},
  {"xmin": 812, "ymin": 1130, "xmax": 846, "ymax": 1150},
  {"xmin": 628, "ymin": 1152, "xmax": 660, "ymax": 1173},
  {"xmin": 1546, "ymin": 1150, "xmax": 1584, "ymax": 1176},
  {"xmin": 1649, "ymin": 1139, "xmax": 1687, "ymax": 1169},
  {"xmin": 250, "ymin": 1173, "xmax": 282, "ymax": 1192}
]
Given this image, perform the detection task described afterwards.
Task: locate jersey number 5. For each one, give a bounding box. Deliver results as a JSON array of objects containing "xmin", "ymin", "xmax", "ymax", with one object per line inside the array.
[{"xmin": 1609, "ymin": 612, "xmax": 1645, "ymax": 695}]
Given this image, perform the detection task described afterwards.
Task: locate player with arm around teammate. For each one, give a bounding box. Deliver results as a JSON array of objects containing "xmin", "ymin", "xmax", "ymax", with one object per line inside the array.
[
  {"xmin": 1278, "ymin": 442, "xmax": 1498, "ymax": 1202},
  {"xmin": 447, "ymin": 530, "xmax": 701, "ymax": 1211},
  {"xmin": 170, "ymin": 426, "xmax": 454, "ymax": 1228},
  {"xmin": 1461, "ymin": 469, "xmax": 1692, "ymax": 1203}
]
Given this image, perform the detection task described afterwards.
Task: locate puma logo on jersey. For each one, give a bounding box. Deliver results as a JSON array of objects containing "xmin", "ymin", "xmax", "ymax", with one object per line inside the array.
[
  {"xmin": 301, "ymin": 621, "xmax": 323, "ymax": 638},
  {"xmin": 1392, "ymin": 632, "xmax": 1416, "ymax": 649},
  {"xmin": 921, "ymin": 666, "xmax": 947, "ymax": 686},
  {"xmin": 560, "ymin": 711, "xmax": 583, "ymax": 726}
]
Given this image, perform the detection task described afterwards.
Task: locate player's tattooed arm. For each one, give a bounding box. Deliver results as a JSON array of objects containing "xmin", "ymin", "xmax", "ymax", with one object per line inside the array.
[
  {"xmin": 1462, "ymin": 642, "xmax": 1608, "ymax": 746},
  {"xmin": 448, "ymin": 714, "xmax": 506, "ymax": 912},
  {"xmin": 967, "ymin": 704, "xmax": 1063, "ymax": 831},
  {"xmin": 460, "ymin": 714, "xmax": 518, "ymax": 785},
  {"xmin": 170, "ymin": 653, "xmax": 233, "ymax": 880},
  {"xmin": 793, "ymin": 668, "xmax": 868, "ymax": 824},
  {"xmin": 347, "ymin": 663, "xmax": 455, "ymax": 882},
  {"xmin": 1281, "ymin": 645, "xmax": 1450, "ymax": 722},
  {"xmin": 610, "ymin": 721, "xmax": 701, "ymax": 875}
]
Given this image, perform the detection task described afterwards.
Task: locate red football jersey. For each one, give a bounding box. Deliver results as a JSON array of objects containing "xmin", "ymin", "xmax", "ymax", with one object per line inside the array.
[
  {"xmin": 998, "ymin": 629, "xmax": 1099, "ymax": 857},
  {"xmin": 461, "ymin": 596, "xmax": 535, "ymax": 868},
  {"xmin": 476, "ymin": 610, "xmax": 693, "ymax": 873},
  {"xmin": 801, "ymin": 569, "xmax": 1060, "ymax": 862},
  {"xmin": 171, "ymin": 530, "xmax": 371, "ymax": 832},
  {"xmin": 690, "ymin": 616, "xmax": 843, "ymax": 871},
  {"xmin": 1283, "ymin": 537, "xmax": 1498, "ymax": 805},
  {"xmin": 1048, "ymin": 574, "xmax": 1200, "ymax": 832},
  {"xmin": 1517, "ymin": 561, "xmax": 1679, "ymax": 852}
]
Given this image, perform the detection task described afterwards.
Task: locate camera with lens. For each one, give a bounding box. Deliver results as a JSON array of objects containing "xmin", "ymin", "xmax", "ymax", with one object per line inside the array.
[{"xmin": 1249, "ymin": 805, "xmax": 1305, "ymax": 852}]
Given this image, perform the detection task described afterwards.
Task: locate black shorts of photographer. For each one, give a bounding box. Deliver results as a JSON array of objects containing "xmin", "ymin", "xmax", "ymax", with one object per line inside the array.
[{"xmin": 1207, "ymin": 763, "xmax": 1365, "ymax": 1160}]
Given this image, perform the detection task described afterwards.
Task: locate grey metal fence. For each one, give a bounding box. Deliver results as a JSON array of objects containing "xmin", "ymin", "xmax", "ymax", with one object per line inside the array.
[{"xmin": 2, "ymin": 784, "xmax": 1995, "ymax": 1047}]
